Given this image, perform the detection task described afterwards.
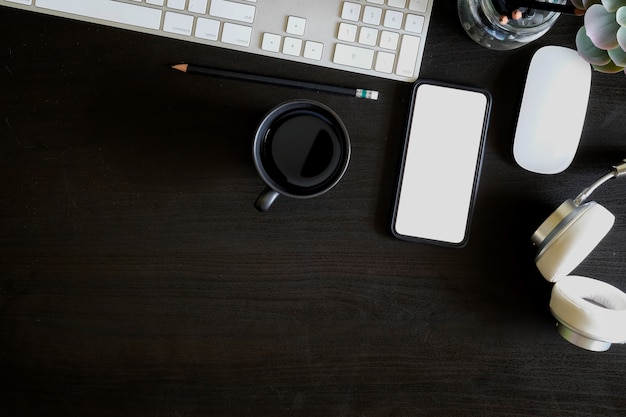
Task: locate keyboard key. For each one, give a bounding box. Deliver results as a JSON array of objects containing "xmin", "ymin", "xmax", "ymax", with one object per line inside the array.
[
  {"xmin": 221, "ymin": 22, "xmax": 253, "ymax": 46},
  {"xmin": 261, "ymin": 33, "xmax": 282, "ymax": 52},
  {"xmin": 163, "ymin": 11, "xmax": 194, "ymax": 36},
  {"xmin": 209, "ymin": 0, "xmax": 256, "ymax": 24},
  {"xmin": 375, "ymin": 51, "xmax": 395, "ymax": 73},
  {"xmin": 341, "ymin": 2, "xmax": 362, "ymax": 21},
  {"xmin": 188, "ymin": 0, "xmax": 208, "ymax": 14},
  {"xmin": 7, "ymin": 0, "xmax": 32, "ymax": 5},
  {"xmin": 303, "ymin": 41, "xmax": 324, "ymax": 60},
  {"xmin": 409, "ymin": 0, "xmax": 429, "ymax": 13},
  {"xmin": 36, "ymin": 0, "xmax": 163, "ymax": 30},
  {"xmin": 337, "ymin": 23, "xmax": 358, "ymax": 43},
  {"xmin": 283, "ymin": 37, "xmax": 303, "ymax": 56},
  {"xmin": 396, "ymin": 34, "xmax": 420, "ymax": 77},
  {"xmin": 379, "ymin": 30, "xmax": 399, "ymax": 50},
  {"xmin": 383, "ymin": 10, "xmax": 403, "ymax": 29},
  {"xmin": 333, "ymin": 43, "xmax": 374, "ymax": 70},
  {"xmin": 195, "ymin": 17, "xmax": 220, "ymax": 40},
  {"xmin": 362, "ymin": 6, "xmax": 382, "ymax": 26},
  {"xmin": 405, "ymin": 14, "xmax": 425, "ymax": 33},
  {"xmin": 286, "ymin": 16, "xmax": 306, "ymax": 36},
  {"xmin": 147, "ymin": 0, "xmax": 165, "ymax": 5},
  {"xmin": 167, "ymin": 0, "xmax": 186, "ymax": 10},
  {"xmin": 358, "ymin": 27, "xmax": 378, "ymax": 46},
  {"xmin": 388, "ymin": 0, "xmax": 407, "ymax": 8},
  {"xmin": 366, "ymin": 0, "xmax": 384, "ymax": 4}
]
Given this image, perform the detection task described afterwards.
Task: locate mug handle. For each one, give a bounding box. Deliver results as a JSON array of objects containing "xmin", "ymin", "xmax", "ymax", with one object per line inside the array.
[{"xmin": 254, "ymin": 187, "xmax": 280, "ymax": 212}]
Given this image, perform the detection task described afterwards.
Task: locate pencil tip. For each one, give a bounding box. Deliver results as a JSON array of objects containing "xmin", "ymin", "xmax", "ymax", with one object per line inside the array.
[{"xmin": 171, "ymin": 63, "xmax": 188, "ymax": 72}]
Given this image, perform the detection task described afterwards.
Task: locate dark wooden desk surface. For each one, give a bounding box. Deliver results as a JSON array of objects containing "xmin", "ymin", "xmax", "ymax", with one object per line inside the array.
[{"xmin": 2, "ymin": 3, "xmax": 626, "ymax": 416}]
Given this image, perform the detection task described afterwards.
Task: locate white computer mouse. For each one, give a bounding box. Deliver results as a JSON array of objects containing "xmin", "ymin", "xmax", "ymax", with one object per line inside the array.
[{"xmin": 513, "ymin": 46, "xmax": 592, "ymax": 174}]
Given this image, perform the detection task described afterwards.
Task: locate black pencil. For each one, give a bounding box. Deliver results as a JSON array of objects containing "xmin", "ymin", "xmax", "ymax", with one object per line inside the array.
[{"xmin": 171, "ymin": 63, "xmax": 379, "ymax": 100}]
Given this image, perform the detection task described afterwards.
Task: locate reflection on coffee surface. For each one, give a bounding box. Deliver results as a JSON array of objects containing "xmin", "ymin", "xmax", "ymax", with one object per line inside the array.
[{"xmin": 263, "ymin": 111, "xmax": 342, "ymax": 191}]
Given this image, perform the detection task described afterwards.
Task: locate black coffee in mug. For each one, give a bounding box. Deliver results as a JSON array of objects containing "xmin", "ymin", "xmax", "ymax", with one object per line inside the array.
[
  {"xmin": 253, "ymin": 101, "xmax": 350, "ymax": 212},
  {"xmin": 262, "ymin": 111, "xmax": 342, "ymax": 191}
]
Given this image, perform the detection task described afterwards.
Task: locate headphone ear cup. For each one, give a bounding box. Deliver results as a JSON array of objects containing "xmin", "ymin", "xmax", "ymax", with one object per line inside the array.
[
  {"xmin": 534, "ymin": 201, "xmax": 614, "ymax": 282},
  {"xmin": 550, "ymin": 276, "xmax": 626, "ymax": 351}
]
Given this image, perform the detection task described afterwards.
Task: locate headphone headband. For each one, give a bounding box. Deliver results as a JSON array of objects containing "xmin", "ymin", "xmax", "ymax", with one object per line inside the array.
[{"xmin": 574, "ymin": 159, "xmax": 626, "ymax": 206}]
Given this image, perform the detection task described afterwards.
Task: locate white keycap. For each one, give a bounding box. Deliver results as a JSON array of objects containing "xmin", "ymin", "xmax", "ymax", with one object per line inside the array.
[
  {"xmin": 362, "ymin": 6, "xmax": 382, "ymax": 26},
  {"xmin": 375, "ymin": 51, "xmax": 395, "ymax": 73},
  {"xmin": 396, "ymin": 34, "xmax": 420, "ymax": 77},
  {"xmin": 303, "ymin": 41, "xmax": 324, "ymax": 60},
  {"xmin": 341, "ymin": 2, "xmax": 361, "ymax": 22},
  {"xmin": 146, "ymin": 0, "xmax": 165, "ymax": 6},
  {"xmin": 405, "ymin": 14, "xmax": 425, "ymax": 33},
  {"xmin": 36, "ymin": 0, "xmax": 163, "ymax": 30},
  {"xmin": 379, "ymin": 31, "xmax": 399, "ymax": 50},
  {"xmin": 333, "ymin": 43, "xmax": 374, "ymax": 70},
  {"xmin": 221, "ymin": 22, "xmax": 252, "ymax": 46},
  {"xmin": 286, "ymin": 16, "xmax": 306, "ymax": 36},
  {"xmin": 366, "ymin": 0, "xmax": 384, "ymax": 4},
  {"xmin": 163, "ymin": 11, "xmax": 194, "ymax": 35},
  {"xmin": 209, "ymin": 0, "xmax": 255, "ymax": 24},
  {"xmin": 409, "ymin": 0, "xmax": 429, "ymax": 13},
  {"xmin": 167, "ymin": 0, "xmax": 186, "ymax": 10},
  {"xmin": 282, "ymin": 37, "xmax": 303, "ymax": 56},
  {"xmin": 188, "ymin": 0, "xmax": 208, "ymax": 14},
  {"xmin": 337, "ymin": 22, "xmax": 358, "ymax": 43},
  {"xmin": 388, "ymin": 0, "xmax": 407, "ymax": 8},
  {"xmin": 383, "ymin": 10, "xmax": 403, "ymax": 30},
  {"xmin": 195, "ymin": 17, "xmax": 220, "ymax": 40},
  {"xmin": 358, "ymin": 27, "xmax": 378, "ymax": 47},
  {"xmin": 261, "ymin": 33, "xmax": 282, "ymax": 52},
  {"xmin": 7, "ymin": 0, "xmax": 32, "ymax": 5}
]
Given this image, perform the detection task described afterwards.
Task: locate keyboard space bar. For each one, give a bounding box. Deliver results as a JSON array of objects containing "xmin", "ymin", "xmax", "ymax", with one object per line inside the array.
[{"xmin": 35, "ymin": 0, "xmax": 163, "ymax": 30}]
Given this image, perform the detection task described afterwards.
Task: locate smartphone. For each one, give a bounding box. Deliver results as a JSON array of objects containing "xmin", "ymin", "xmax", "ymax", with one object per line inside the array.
[{"xmin": 391, "ymin": 81, "xmax": 491, "ymax": 247}]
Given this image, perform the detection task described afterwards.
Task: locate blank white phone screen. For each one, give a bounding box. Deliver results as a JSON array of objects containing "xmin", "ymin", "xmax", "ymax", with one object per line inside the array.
[{"xmin": 394, "ymin": 84, "xmax": 488, "ymax": 245}]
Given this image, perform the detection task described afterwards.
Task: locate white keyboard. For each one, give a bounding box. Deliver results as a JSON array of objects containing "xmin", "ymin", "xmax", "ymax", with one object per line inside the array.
[{"xmin": 1, "ymin": 0, "xmax": 433, "ymax": 82}]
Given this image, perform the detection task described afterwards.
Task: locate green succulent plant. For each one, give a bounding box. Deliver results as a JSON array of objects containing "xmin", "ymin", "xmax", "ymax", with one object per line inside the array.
[{"xmin": 573, "ymin": 0, "xmax": 626, "ymax": 73}]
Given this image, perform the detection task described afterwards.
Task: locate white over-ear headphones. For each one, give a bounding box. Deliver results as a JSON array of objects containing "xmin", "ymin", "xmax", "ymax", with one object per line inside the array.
[{"xmin": 532, "ymin": 159, "xmax": 626, "ymax": 351}]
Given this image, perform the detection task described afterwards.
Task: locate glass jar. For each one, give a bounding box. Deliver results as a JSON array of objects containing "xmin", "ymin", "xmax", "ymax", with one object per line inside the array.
[{"xmin": 457, "ymin": 0, "xmax": 563, "ymax": 50}]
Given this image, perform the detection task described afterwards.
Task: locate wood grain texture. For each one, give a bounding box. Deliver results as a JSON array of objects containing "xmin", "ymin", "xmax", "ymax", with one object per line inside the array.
[{"xmin": 1, "ymin": 3, "xmax": 626, "ymax": 416}]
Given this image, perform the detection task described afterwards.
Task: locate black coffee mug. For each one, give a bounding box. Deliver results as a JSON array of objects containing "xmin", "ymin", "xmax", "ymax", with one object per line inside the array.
[{"xmin": 253, "ymin": 100, "xmax": 351, "ymax": 212}]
